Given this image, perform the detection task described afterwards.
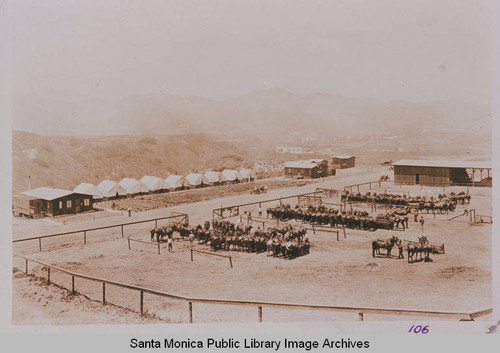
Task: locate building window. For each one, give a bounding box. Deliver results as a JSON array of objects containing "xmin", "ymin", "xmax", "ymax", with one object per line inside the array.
[
  {"xmin": 84, "ymin": 198, "xmax": 90, "ymax": 206},
  {"xmin": 59, "ymin": 201, "xmax": 62, "ymax": 209},
  {"xmin": 66, "ymin": 200, "xmax": 72, "ymax": 208}
]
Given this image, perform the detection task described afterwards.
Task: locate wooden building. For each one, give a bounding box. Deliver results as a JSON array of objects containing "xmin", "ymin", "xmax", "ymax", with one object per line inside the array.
[
  {"xmin": 284, "ymin": 159, "xmax": 329, "ymax": 179},
  {"xmin": 13, "ymin": 187, "xmax": 94, "ymax": 218},
  {"xmin": 392, "ymin": 159, "xmax": 492, "ymax": 186},
  {"xmin": 331, "ymin": 155, "xmax": 355, "ymax": 169}
]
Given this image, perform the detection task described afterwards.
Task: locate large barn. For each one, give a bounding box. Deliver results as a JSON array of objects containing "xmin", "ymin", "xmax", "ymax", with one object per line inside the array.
[
  {"xmin": 331, "ymin": 155, "xmax": 355, "ymax": 169},
  {"xmin": 284, "ymin": 159, "xmax": 329, "ymax": 179},
  {"xmin": 13, "ymin": 187, "xmax": 94, "ymax": 218},
  {"xmin": 392, "ymin": 159, "xmax": 492, "ymax": 186}
]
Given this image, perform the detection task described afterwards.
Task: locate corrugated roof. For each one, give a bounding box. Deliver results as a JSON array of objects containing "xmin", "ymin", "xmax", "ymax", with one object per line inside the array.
[
  {"xmin": 21, "ymin": 187, "xmax": 75, "ymax": 200},
  {"xmin": 393, "ymin": 159, "xmax": 491, "ymax": 169}
]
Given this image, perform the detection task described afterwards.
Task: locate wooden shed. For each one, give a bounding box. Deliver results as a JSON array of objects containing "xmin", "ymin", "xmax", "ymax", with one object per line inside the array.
[
  {"xmin": 13, "ymin": 187, "xmax": 94, "ymax": 218},
  {"xmin": 284, "ymin": 159, "xmax": 329, "ymax": 179},
  {"xmin": 331, "ymin": 155, "xmax": 355, "ymax": 169},
  {"xmin": 392, "ymin": 159, "xmax": 492, "ymax": 186}
]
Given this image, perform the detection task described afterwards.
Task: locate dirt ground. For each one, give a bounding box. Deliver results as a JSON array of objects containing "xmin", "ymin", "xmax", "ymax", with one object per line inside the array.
[{"xmin": 11, "ymin": 166, "xmax": 493, "ymax": 324}]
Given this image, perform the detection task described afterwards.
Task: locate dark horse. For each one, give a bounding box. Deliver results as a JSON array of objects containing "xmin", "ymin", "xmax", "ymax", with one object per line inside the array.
[{"xmin": 372, "ymin": 236, "xmax": 399, "ymax": 258}]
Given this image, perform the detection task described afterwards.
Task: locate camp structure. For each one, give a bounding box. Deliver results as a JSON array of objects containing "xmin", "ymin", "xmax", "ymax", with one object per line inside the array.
[
  {"xmin": 164, "ymin": 175, "xmax": 185, "ymax": 191},
  {"xmin": 392, "ymin": 159, "xmax": 492, "ymax": 186},
  {"xmin": 73, "ymin": 183, "xmax": 103, "ymax": 201},
  {"xmin": 331, "ymin": 155, "xmax": 356, "ymax": 169},
  {"xmin": 185, "ymin": 173, "xmax": 207, "ymax": 188},
  {"xmin": 13, "ymin": 187, "xmax": 94, "ymax": 218},
  {"xmin": 239, "ymin": 168, "xmax": 253, "ymax": 182},
  {"xmin": 203, "ymin": 171, "xmax": 221, "ymax": 186},
  {"xmin": 140, "ymin": 176, "xmax": 165, "ymax": 193},
  {"xmin": 118, "ymin": 178, "xmax": 149, "ymax": 196},
  {"xmin": 97, "ymin": 180, "xmax": 127, "ymax": 200},
  {"xmin": 221, "ymin": 169, "xmax": 241, "ymax": 184},
  {"xmin": 284, "ymin": 159, "xmax": 329, "ymax": 179}
]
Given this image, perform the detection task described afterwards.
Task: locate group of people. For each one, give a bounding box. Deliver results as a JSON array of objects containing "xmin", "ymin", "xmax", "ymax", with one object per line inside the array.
[
  {"xmin": 266, "ymin": 204, "xmax": 410, "ymax": 231},
  {"xmin": 341, "ymin": 191, "xmax": 469, "ymax": 213}
]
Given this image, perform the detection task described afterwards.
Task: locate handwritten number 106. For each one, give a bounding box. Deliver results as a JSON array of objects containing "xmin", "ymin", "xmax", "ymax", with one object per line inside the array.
[{"xmin": 409, "ymin": 325, "xmax": 429, "ymax": 334}]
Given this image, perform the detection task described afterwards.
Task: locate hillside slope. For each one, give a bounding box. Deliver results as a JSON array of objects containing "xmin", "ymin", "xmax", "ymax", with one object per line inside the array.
[{"xmin": 12, "ymin": 132, "xmax": 251, "ymax": 194}]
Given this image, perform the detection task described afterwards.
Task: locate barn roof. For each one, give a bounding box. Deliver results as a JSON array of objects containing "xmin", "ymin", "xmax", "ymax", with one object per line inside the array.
[
  {"xmin": 21, "ymin": 187, "xmax": 76, "ymax": 200},
  {"xmin": 393, "ymin": 159, "xmax": 491, "ymax": 169}
]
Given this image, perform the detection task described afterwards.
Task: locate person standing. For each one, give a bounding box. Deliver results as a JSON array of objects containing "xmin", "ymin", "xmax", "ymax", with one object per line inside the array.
[
  {"xmin": 419, "ymin": 216, "xmax": 425, "ymax": 229},
  {"xmin": 127, "ymin": 206, "xmax": 131, "ymax": 217},
  {"xmin": 167, "ymin": 236, "xmax": 173, "ymax": 253}
]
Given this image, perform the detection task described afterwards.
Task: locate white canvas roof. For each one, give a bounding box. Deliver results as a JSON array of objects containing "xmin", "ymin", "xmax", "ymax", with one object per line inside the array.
[
  {"xmin": 119, "ymin": 178, "xmax": 149, "ymax": 194},
  {"xmin": 239, "ymin": 168, "xmax": 252, "ymax": 179},
  {"xmin": 97, "ymin": 180, "xmax": 127, "ymax": 197},
  {"xmin": 221, "ymin": 169, "xmax": 241, "ymax": 182},
  {"xmin": 204, "ymin": 171, "xmax": 221, "ymax": 183},
  {"xmin": 140, "ymin": 176, "xmax": 164, "ymax": 191},
  {"xmin": 393, "ymin": 159, "xmax": 492, "ymax": 169},
  {"xmin": 164, "ymin": 175, "xmax": 185, "ymax": 189},
  {"xmin": 185, "ymin": 173, "xmax": 206, "ymax": 186},
  {"xmin": 73, "ymin": 183, "xmax": 103, "ymax": 199},
  {"xmin": 21, "ymin": 187, "xmax": 75, "ymax": 201}
]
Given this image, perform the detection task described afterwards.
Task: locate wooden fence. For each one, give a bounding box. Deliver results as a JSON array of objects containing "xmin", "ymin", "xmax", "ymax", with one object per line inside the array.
[
  {"xmin": 12, "ymin": 213, "xmax": 189, "ymax": 252},
  {"xmin": 13, "ymin": 253, "xmax": 491, "ymax": 322},
  {"xmin": 212, "ymin": 191, "xmax": 317, "ymax": 221},
  {"xmin": 190, "ymin": 248, "xmax": 233, "ymax": 268}
]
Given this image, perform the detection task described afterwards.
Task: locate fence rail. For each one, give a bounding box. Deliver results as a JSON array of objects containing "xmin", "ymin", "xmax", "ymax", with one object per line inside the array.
[
  {"xmin": 212, "ymin": 191, "xmax": 317, "ymax": 221},
  {"xmin": 12, "ymin": 213, "xmax": 189, "ymax": 252},
  {"xmin": 190, "ymin": 248, "xmax": 233, "ymax": 268},
  {"xmin": 13, "ymin": 253, "xmax": 491, "ymax": 322}
]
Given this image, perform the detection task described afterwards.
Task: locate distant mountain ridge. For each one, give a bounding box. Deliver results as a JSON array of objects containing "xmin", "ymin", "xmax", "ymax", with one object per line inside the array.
[{"xmin": 13, "ymin": 89, "xmax": 491, "ymax": 138}]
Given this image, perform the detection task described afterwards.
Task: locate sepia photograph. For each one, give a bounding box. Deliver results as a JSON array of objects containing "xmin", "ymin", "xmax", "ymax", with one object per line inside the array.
[{"xmin": 4, "ymin": 0, "xmax": 498, "ymax": 340}]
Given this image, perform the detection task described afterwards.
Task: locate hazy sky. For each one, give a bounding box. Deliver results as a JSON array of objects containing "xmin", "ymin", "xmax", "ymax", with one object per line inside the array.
[{"xmin": 11, "ymin": 0, "xmax": 492, "ymax": 104}]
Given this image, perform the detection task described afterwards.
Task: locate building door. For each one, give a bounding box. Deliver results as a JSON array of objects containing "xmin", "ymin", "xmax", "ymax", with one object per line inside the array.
[
  {"xmin": 415, "ymin": 174, "xmax": 420, "ymax": 184},
  {"xmin": 75, "ymin": 199, "xmax": 81, "ymax": 212}
]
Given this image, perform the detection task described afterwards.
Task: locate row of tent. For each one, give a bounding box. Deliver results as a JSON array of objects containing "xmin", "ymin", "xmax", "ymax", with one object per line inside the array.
[{"xmin": 73, "ymin": 169, "xmax": 253, "ymax": 200}]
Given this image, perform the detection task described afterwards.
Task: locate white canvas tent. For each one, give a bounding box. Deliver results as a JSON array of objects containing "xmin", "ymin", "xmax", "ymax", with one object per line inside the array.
[
  {"xmin": 73, "ymin": 183, "xmax": 103, "ymax": 200},
  {"xmin": 221, "ymin": 169, "xmax": 241, "ymax": 184},
  {"xmin": 118, "ymin": 178, "xmax": 149, "ymax": 195},
  {"xmin": 164, "ymin": 175, "xmax": 185, "ymax": 190},
  {"xmin": 204, "ymin": 171, "xmax": 221, "ymax": 185},
  {"xmin": 140, "ymin": 176, "xmax": 165, "ymax": 192},
  {"xmin": 185, "ymin": 173, "xmax": 207, "ymax": 188},
  {"xmin": 239, "ymin": 168, "xmax": 253, "ymax": 182},
  {"xmin": 97, "ymin": 180, "xmax": 127, "ymax": 199}
]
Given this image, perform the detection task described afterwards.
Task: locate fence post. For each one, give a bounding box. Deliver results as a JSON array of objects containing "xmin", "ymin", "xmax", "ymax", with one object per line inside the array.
[
  {"xmin": 72, "ymin": 275, "xmax": 75, "ymax": 294},
  {"xmin": 47, "ymin": 267, "xmax": 50, "ymax": 285},
  {"xmin": 258, "ymin": 306, "xmax": 263, "ymax": 322},
  {"xmin": 157, "ymin": 243, "xmax": 161, "ymax": 255},
  {"xmin": 229, "ymin": 256, "xmax": 233, "ymax": 268},
  {"xmin": 128, "ymin": 238, "xmax": 131, "ymax": 250},
  {"xmin": 155, "ymin": 219, "xmax": 158, "ymax": 228},
  {"xmin": 189, "ymin": 302, "xmax": 193, "ymax": 323},
  {"xmin": 102, "ymin": 283, "xmax": 106, "ymax": 305},
  {"xmin": 311, "ymin": 224, "xmax": 316, "ymax": 235},
  {"xmin": 359, "ymin": 312, "xmax": 364, "ymax": 321},
  {"xmin": 39, "ymin": 238, "xmax": 42, "ymax": 252},
  {"xmin": 190, "ymin": 248, "xmax": 194, "ymax": 261},
  {"xmin": 84, "ymin": 230, "xmax": 87, "ymax": 244},
  {"xmin": 25, "ymin": 259, "xmax": 28, "ymax": 274},
  {"xmin": 140, "ymin": 291, "xmax": 144, "ymax": 316},
  {"xmin": 337, "ymin": 231, "xmax": 339, "ymax": 241},
  {"xmin": 121, "ymin": 225, "xmax": 124, "ymax": 238}
]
